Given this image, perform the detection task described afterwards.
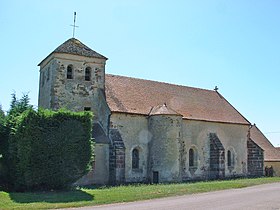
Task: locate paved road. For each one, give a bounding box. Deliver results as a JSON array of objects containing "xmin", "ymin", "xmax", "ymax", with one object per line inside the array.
[{"xmin": 68, "ymin": 183, "xmax": 280, "ymax": 210}]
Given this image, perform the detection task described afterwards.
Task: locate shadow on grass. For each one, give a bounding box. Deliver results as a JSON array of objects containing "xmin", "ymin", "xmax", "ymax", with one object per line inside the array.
[{"xmin": 9, "ymin": 189, "xmax": 94, "ymax": 203}]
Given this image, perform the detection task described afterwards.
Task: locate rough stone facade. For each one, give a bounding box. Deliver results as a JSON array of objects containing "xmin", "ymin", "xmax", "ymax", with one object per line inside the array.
[
  {"xmin": 38, "ymin": 53, "xmax": 110, "ymax": 132},
  {"xmin": 181, "ymin": 121, "xmax": 248, "ymax": 180},
  {"xmin": 38, "ymin": 38, "xmax": 264, "ymax": 185},
  {"xmin": 109, "ymin": 128, "xmax": 126, "ymax": 184},
  {"xmin": 247, "ymin": 139, "xmax": 264, "ymax": 177},
  {"xmin": 148, "ymin": 114, "xmax": 182, "ymax": 182},
  {"xmin": 38, "ymin": 40, "xmax": 110, "ymax": 185},
  {"xmin": 107, "ymin": 113, "xmax": 249, "ymax": 183},
  {"xmin": 209, "ymin": 133, "xmax": 225, "ymax": 179},
  {"xmin": 249, "ymin": 125, "xmax": 280, "ymax": 177}
]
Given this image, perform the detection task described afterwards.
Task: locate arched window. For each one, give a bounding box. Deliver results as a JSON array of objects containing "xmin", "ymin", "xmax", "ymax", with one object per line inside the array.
[
  {"xmin": 189, "ymin": 148, "xmax": 194, "ymax": 167},
  {"xmin": 85, "ymin": 67, "xmax": 91, "ymax": 81},
  {"xmin": 132, "ymin": 148, "xmax": 139, "ymax": 169},
  {"xmin": 227, "ymin": 150, "xmax": 232, "ymax": 167},
  {"xmin": 67, "ymin": 65, "xmax": 73, "ymax": 79}
]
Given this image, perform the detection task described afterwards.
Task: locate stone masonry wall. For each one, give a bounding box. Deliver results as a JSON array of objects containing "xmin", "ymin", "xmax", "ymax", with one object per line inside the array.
[
  {"xmin": 109, "ymin": 113, "xmax": 149, "ymax": 183},
  {"xmin": 209, "ymin": 133, "xmax": 225, "ymax": 179},
  {"xmin": 182, "ymin": 120, "xmax": 249, "ymax": 180},
  {"xmin": 109, "ymin": 128, "xmax": 125, "ymax": 184},
  {"xmin": 148, "ymin": 115, "xmax": 182, "ymax": 183},
  {"xmin": 247, "ymin": 139, "xmax": 264, "ymax": 177},
  {"xmin": 39, "ymin": 53, "xmax": 110, "ymax": 130}
]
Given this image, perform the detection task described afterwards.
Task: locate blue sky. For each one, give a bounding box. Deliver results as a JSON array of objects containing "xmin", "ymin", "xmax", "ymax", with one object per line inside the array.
[{"xmin": 1, "ymin": 0, "xmax": 280, "ymax": 146}]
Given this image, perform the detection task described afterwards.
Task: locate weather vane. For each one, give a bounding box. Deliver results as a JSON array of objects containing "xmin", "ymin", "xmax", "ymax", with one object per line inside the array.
[{"xmin": 70, "ymin": 12, "xmax": 79, "ymax": 38}]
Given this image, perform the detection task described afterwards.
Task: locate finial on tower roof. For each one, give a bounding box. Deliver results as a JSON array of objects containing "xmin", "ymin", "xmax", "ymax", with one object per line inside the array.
[{"xmin": 70, "ymin": 12, "xmax": 79, "ymax": 38}]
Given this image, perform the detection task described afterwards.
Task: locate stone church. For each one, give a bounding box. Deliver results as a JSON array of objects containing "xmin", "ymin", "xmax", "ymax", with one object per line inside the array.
[{"xmin": 38, "ymin": 38, "xmax": 264, "ymax": 185}]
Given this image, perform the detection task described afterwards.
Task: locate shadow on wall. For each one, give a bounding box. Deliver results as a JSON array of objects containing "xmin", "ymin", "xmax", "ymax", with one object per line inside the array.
[
  {"xmin": 9, "ymin": 189, "xmax": 94, "ymax": 203},
  {"xmin": 265, "ymin": 166, "xmax": 274, "ymax": 177}
]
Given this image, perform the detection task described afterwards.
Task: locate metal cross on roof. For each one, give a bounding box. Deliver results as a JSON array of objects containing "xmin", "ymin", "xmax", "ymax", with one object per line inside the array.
[
  {"xmin": 70, "ymin": 12, "xmax": 79, "ymax": 38},
  {"xmin": 214, "ymin": 86, "xmax": 219, "ymax": 91}
]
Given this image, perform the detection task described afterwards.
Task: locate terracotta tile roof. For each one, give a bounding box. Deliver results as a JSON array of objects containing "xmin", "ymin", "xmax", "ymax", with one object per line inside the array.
[
  {"xmin": 38, "ymin": 38, "xmax": 107, "ymax": 66},
  {"xmin": 250, "ymin": 125, "xmax": 280, "ymax": 161},
  {"xmin": 105, "ymin": 74, "xmax": 250, "ymax": 125},
  {"xmin": 149, "ymin": 104, "xmax": 182, "ymax": 116}
]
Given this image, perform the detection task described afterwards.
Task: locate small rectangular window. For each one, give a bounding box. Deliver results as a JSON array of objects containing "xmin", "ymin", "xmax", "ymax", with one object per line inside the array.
[{"xmin": 84, "ymin": 107, "xmax": 91, "ymax": 111}]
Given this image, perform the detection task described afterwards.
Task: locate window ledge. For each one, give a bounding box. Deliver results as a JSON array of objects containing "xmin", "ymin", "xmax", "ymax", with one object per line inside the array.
[{"xmin": 189, "ymin": 166, "xmax": 198, "ymax": 170}]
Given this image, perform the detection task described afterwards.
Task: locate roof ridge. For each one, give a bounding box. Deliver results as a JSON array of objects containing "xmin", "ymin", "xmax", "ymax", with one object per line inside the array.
[{"xmin": 106, "ymin": 74, "xmax": 216, "ymax": 93}]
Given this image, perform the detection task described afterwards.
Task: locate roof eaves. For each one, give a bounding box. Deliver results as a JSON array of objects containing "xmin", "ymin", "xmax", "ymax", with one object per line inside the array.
[
  {"xmin": 265, "ymin": 159, "xmax": 280, "ymax": 162},
  {"xmin": 38, "ymin": 52, "xmax": 53, "ymax": 67},
  {"xmin": 110, "ymin": 110, "xmax": 149, "ymax": 117},
  {"xmin": 109, "ymin": 110, "xmax": 251, "ymax": 125},
  {"xmin": 182, "ymin": 117, "xmax": 251, "ymax": 125}
]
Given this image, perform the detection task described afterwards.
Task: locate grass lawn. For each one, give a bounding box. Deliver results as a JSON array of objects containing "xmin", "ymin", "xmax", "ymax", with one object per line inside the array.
[{"xmin": 1, "ymin": 177, "xmax": 280, "ymax": 210}]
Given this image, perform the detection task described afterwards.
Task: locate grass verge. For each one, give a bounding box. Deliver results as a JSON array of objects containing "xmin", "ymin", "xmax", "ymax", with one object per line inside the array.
[{"xmin": 1, "ymin": 177, "xmax": 280, "ymax": 210}]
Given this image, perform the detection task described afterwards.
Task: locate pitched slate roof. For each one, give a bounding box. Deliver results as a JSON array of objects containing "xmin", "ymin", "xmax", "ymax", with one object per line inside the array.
[
  {"xmin": 105, "ymin": 74, "xmax": 250, "ymax": 125},
  {"xmin": 250, "ymin": 125, "xmax": 280, "ymax": 161},
  {"xmin": 38, "ymin": 38, "xmax": 107, "ymax": 66}
]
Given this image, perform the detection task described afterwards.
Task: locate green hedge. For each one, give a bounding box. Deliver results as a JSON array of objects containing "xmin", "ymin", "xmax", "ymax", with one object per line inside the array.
[{"xmin": 10, "ymin": 109, "xmax": 93, "ymax": 191}]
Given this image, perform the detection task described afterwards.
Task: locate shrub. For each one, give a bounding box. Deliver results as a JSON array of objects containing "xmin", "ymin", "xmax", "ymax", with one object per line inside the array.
[{"xmin": 11, "ymin": 109, "xmax": 93, "ymax": 191}]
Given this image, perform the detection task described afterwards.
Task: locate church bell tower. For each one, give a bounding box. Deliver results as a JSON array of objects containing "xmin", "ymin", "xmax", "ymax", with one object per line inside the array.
[
  {"xmin": 38, "ymin": 38, "xmax": 110, "ymax": 128},
  {"xmin": 38, "ymin": 38, "xmax": 111, "ymax": 185}
]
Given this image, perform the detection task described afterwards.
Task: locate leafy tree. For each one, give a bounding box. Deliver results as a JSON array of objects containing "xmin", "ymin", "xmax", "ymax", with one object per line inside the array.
[
  {"xmin": 0, "ymin": 105, "xmax": 5, "ymax": 134},
  {"xmin": 0, "ymin": 105, "xmax": 5, "ymax": 121},
  {"xmin": 0, "ymin": 104, "xmax": 5, "ymax": 140},
  {"xmin": 6, "ymin": 93, "xmax": 32, "ymax": 124}
]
